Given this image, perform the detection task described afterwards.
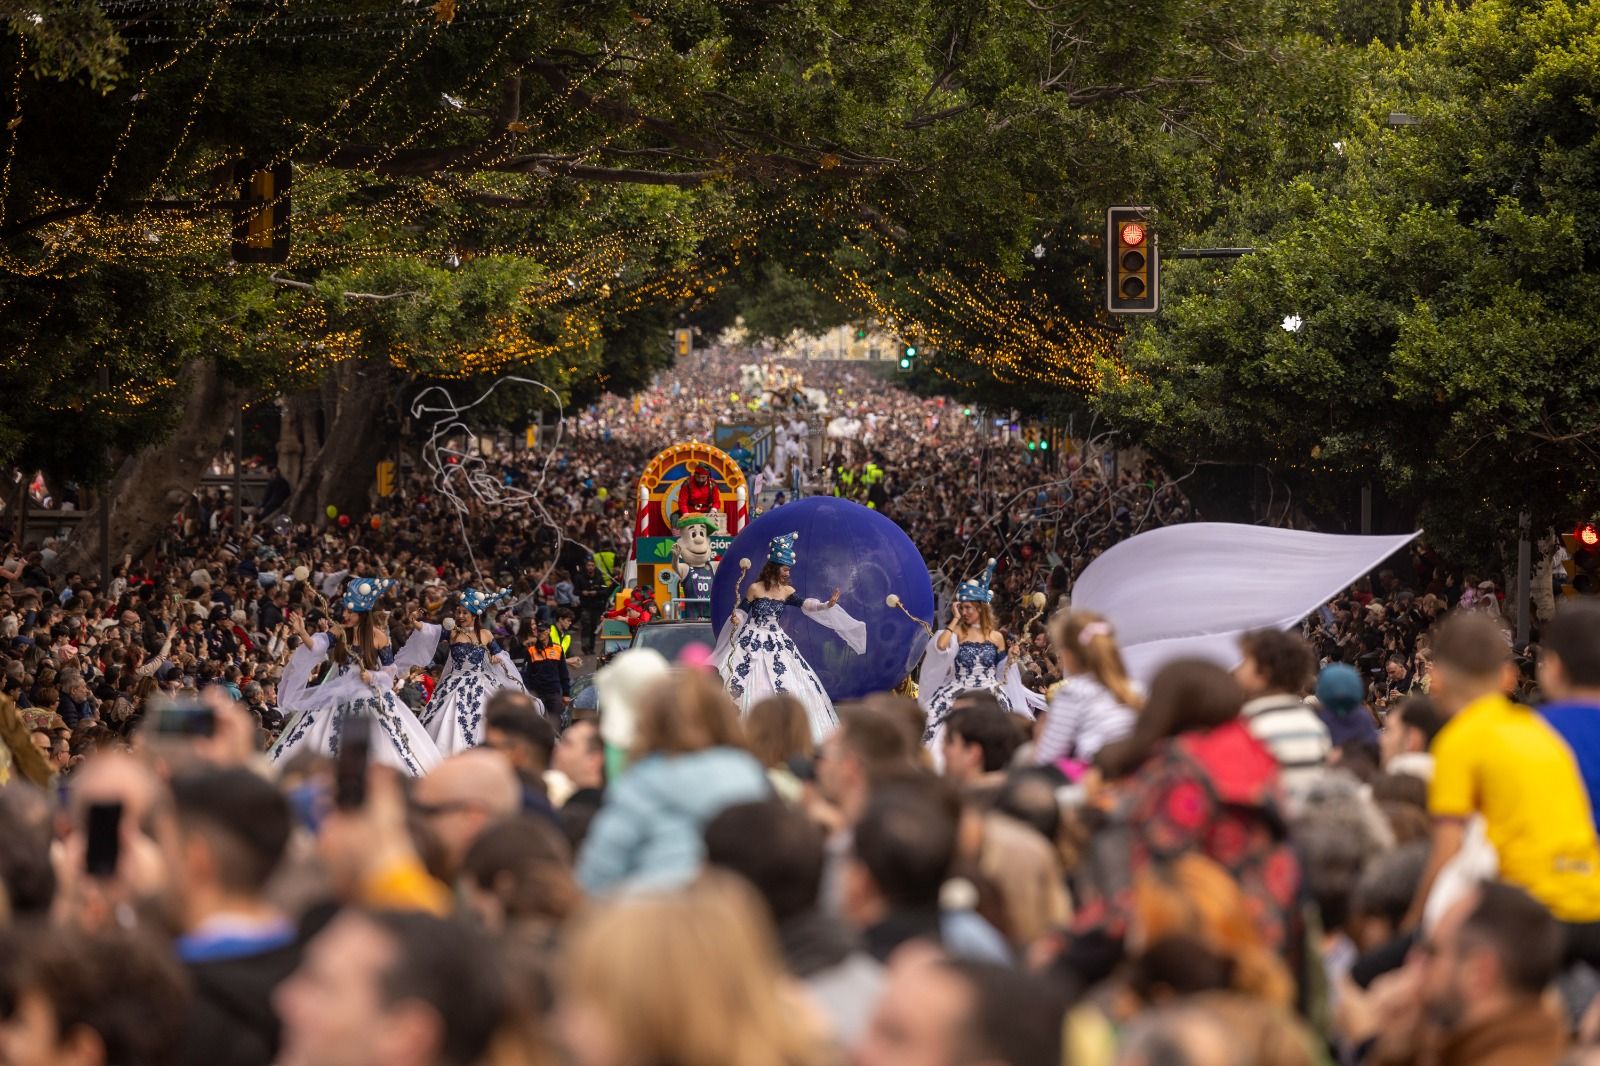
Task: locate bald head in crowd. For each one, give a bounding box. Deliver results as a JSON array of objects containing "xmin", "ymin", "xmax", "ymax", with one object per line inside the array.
[{"xmin": 411, "ymin": 749, "xmax": 521, "ymax": 879}]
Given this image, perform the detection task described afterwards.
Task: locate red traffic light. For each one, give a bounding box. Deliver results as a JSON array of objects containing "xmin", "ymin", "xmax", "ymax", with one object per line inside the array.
[
  {"xmin": 1580, "ymin": 523, "xmax": 1599, "ymax": 548},
  {"xmin": 1120, "ymin": 222, "xmax": 1147, "ymax": 247}
]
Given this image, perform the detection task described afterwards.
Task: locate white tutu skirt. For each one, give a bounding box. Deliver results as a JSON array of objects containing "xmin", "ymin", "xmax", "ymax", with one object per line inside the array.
[{"xmin": 269, "ymin": 692, "xmax": 442, "ymax": 777}]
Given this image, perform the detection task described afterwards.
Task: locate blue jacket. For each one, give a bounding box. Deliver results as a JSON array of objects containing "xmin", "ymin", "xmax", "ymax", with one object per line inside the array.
[{"xmin": 577, "ymin": 747, "xmax": 771, "ymax": 893}]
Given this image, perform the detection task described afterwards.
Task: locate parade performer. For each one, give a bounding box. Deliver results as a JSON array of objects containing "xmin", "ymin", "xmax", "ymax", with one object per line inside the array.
[
  {"xmin": 607, "ymin": 585, "xmax": 657, "ymax": 630},
  {"xmin": 270, "ymin": 577, "xmax": 443, "ymax": 777},
  {"xmin": 670, "ymin": 513, "xmax": 719, "ymax": 619},
  {"xmin": 920, "ymin": 559, "xmax": 1038, "ymax": 756},
  {"xmin": 714, "ymin": 532, "xmax": 866, "ymax": 742},
  {"xmin": 423, "ymin": 587, "xmax": 527, "ymax": 755},
  {"xmin": 676, "ymin": 463, "xmax": 722, "ymax": 516}
]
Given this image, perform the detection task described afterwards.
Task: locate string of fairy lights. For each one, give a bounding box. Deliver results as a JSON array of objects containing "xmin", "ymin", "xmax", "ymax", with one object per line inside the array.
[{"xmin": 0, "ymin": 1, "xmax": 1126, "ymax": 405}]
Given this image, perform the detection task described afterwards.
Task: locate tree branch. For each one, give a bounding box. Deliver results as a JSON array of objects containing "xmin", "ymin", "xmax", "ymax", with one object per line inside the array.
[{"xmin": 269, "ymin": 273, "xmax": 421, "ymax": 301}]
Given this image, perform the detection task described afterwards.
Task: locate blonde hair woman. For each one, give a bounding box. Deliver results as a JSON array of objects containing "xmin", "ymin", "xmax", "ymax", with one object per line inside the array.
[
  {"xmin": 558, "ymin": 872, "xmax": 834, "ymax": 1066},
  {"xmin": 921, "ymin": 560, "xmax": 1032, "ymax": 756},
  {"xmin": 1035, "ymin": 610, "xmax": 1139, "ymax": 775},
  {"xmin": 575, "ymin": 670, "xmax": 771, "ymax": 894}
]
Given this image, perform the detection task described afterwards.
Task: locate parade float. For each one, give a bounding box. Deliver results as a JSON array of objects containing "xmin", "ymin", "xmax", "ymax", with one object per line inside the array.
[{"xmin": 628, "ymin": 442, "xmax": 749, "ymax": 616}]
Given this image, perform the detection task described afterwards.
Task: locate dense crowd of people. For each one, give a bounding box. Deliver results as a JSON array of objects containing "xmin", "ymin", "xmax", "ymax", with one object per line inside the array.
[{"xmin": 0, "ymin": 351, "xmax": 1596, "ymax": 1066}]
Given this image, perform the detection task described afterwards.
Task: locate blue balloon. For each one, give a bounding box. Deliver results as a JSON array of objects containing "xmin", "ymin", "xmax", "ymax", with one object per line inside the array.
[{"xmin": 711, "ymin": 497, "xmax": 935, "ymax": 701}]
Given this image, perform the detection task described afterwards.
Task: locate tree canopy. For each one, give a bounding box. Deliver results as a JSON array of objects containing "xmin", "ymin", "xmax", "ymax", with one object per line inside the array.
[{"xmin": 1098, "ymin": 0, "xmax": 1600, "ymax": 560}]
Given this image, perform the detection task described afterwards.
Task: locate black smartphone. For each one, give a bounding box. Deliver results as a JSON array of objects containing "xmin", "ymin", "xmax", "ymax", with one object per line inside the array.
[
  {"xmin": 84, "ymin": 801, "xmax": 122, "ymax": 879},
  {"xmin": 147, "ymin": 698, "xmax": 216, "ymax": 738},
  {"xmin": 335, "ymin": 714, "xmax": 371, "ymax": 810}
]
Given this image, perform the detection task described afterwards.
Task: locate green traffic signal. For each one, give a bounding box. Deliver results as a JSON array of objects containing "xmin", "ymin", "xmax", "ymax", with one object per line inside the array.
[{"xmin": 898, "ymin": 357, "xmax": 911, "ymax": 370}]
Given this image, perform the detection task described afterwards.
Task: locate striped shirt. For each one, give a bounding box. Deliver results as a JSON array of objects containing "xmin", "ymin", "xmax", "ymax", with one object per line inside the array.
[
  {"xmin": 1036, "ymin": 674, "xmax": 1136, "ymax": 766},
  {"xmin": 1242, "ymin": 694, "xmax": 1331, "ymax": 813}
]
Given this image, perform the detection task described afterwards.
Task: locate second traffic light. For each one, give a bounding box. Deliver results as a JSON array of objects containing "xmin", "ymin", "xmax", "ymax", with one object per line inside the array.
[
  {"xmin": 673, "ymin": 327, "xmax": 692, "ymax": 356},
  {"xmin": 1106, "ymin": 206, "xmax": 1158, "ymax": 315},
  {"xmin": 1564, "ymin": 523, "xmax": 1600, "ymax": 595},
  {"xmin": 898, "ymin": 342, "xmax": 918, "ymax": 370}
]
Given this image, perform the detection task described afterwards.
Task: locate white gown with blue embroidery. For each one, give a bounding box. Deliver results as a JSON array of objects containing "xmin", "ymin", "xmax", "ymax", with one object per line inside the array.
[
  {"xmin": 714, "ymin": 594, "xmax": 868, "ymax": 744},
  {"xmin": 920, "ymin": 638, "xmax": 1040, "ymax": 755},
  {"xmin": 268, "ymin": 623, "xmax": 444, "ymax": 777},
  {"xmin": 421, "ymin": 640, "xmax": 527, "ymax": 756}
]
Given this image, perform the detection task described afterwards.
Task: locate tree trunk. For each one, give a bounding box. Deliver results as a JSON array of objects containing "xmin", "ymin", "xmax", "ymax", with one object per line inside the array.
[
  {"xmin": 52, "ymin": 359, "xmax": 243, "ymax": 575},
  {"xmin": 286, "ymin": 358, "xmax": 396, "ymax": 523}
]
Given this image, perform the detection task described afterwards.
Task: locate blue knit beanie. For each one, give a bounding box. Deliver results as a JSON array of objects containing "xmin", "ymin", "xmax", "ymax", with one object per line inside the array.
[{"xmin": 1316, "ymin": 662, "xmax": 1364, "ymax": 717}]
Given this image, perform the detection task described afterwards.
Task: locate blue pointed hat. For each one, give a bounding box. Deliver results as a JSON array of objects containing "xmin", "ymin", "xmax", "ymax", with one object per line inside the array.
[
  {"xmin": 341, "ymin": 576, "xmax": 395, "ymax": 613},
  {"xmin": 956, "ymin": 558, "xmax": 997, "ymax": 603},
  {"xmin": 768, "ymin": 531, "xmax": 799, "ymax": 567},
  {"xmin": 461, "ymin": 587, "xmax": 510, "ymax": 616}
]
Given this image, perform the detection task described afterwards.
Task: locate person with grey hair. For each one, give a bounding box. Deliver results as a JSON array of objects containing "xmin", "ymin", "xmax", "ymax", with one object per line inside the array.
[{"xmin": 57, "ymin": 668, "xmax": 96, "ymax": 728}]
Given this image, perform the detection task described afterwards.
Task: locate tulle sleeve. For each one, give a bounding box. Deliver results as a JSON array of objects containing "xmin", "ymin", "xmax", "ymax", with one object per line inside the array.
[
  {"xmin": 712, "ymin": 609, "xmax": 746, "ymax": 668},
  {"xmin": 393, "ymin": 622, "xmax": 442, "ymax": 672},
  {"xmin": 278, "ymin": 634, "xmax": 331, "ymax": 713},
  {"xmin": 918, "ymin": 635, "xmax": 957, "ymax": 713},
  {"xmin": 491, "ymin": 651, "xmax": 527, "ymax": 693},
  {"xmin": 1001, "ymin": 659, "xmax": 1042, "ymax": 721},
  {"xmin": 802, "ymin": 600, "xmax": 867, "ymax": 655}
]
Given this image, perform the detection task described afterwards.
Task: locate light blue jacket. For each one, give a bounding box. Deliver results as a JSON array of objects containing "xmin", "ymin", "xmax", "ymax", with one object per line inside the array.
[{"xmin": 576, "ymin": 747, "xmax": 772, "ymax": 893}]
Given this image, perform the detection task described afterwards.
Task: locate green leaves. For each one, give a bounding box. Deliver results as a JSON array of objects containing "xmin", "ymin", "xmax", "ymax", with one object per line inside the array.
[{"xmin": 1099, "ymin": 0, "xmax": 1600, "ymax": 560}]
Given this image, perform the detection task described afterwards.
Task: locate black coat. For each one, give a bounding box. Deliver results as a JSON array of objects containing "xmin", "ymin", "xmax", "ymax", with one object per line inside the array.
[{"xmin": 176, "ymin": 940, "xmax": 302, "ymax": 1066}]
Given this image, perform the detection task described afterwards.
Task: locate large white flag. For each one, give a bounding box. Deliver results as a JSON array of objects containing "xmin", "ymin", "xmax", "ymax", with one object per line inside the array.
[{"xmin": 1070, "ymin": 523, "xmax": 1420, "ymax": 683}]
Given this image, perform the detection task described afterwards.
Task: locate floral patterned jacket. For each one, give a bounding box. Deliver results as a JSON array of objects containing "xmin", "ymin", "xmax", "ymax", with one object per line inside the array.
[{"xmin": 1071, "ymin": 719, "xmax": 1304, "ymax": 957}]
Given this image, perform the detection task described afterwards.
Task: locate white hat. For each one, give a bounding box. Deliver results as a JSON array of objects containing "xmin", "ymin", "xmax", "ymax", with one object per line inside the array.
[
  {"xmin": 595, "ymin": 648, "xmax": 671, "ymax": 752},
  {"xmin": 292, "ymin": 565, "xmax": 310, "ymax": 584}
]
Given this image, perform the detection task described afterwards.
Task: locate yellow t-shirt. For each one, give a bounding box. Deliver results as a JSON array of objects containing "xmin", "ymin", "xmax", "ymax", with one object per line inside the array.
[{"xmin": 1429, "ymin": 692, "xmax": 1600, "ymax": 922}]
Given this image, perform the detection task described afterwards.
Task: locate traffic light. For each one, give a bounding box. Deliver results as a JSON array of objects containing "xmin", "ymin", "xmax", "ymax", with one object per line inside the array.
[
  {"xmin": 231, "ymin": 161, "xmax": 292, "ymax": 264},
  {"xmin": 375, "ymin": 460, "xmax": 396, "ymax": 498},
  {"xmin": 1564, "ymin": 523, "xmax": 1600, "ymax": 595},
  {"xmin": 855, "ymin": 324, "xmax": 868, "ymax": 341},
  {"xmin": 673, "ymin": 328, "xmax": 692, "ymax": 356},
  {"xmin": 1106, "ymin": 206, "xmax": 1158, "ymax": 314},
  {"xmin": 898, "ymin": 342, "xmax": 917, "ymax": 371}
]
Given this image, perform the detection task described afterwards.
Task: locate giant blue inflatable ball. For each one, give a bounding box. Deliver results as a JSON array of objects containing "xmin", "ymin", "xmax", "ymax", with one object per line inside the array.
[{"xmin": 711, "ymin": 497, "xmax": 935, "ymax": 701}]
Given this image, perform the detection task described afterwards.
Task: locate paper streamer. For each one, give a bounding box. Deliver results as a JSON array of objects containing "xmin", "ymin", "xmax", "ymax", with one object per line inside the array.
[
  {"xmin": 409, "ymin": 376, "xmax": 566, "ymax": 580},
  {"xmin": 1069, "ymin": 522, "xmax": 1420, "ymax": 684}
]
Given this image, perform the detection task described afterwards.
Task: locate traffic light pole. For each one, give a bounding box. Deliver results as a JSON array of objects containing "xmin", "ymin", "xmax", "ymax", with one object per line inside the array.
[
  {"xmin": 1516, "ymin": 511, "xmax": 1531, "ymax": 645},
  {"xmin": 1169, "ymin": 248, "xmax": 1256, "ymax": 259}
]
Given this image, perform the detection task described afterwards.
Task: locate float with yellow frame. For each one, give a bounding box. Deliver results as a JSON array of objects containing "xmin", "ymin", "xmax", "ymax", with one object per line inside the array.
[{"xmin": 626, "ymin": 442, "xmax": 749, "ymax": 615}]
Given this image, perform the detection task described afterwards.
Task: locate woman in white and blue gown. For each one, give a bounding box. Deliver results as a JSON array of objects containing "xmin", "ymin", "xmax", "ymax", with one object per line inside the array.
[
  {"xmin": 714, "ymin": 532, "xmax": 867, "ymax": 743},
  {"xmin": 270, "ymin": 577, "xmax": 443, "ymax": 777},
  {"xmin": 919, "ymin": 559, "xmax": 1040, "ymax": 758},
  {"xmin": 421, "ymin": 586, "xmax": 528, "ymax": 755}
]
